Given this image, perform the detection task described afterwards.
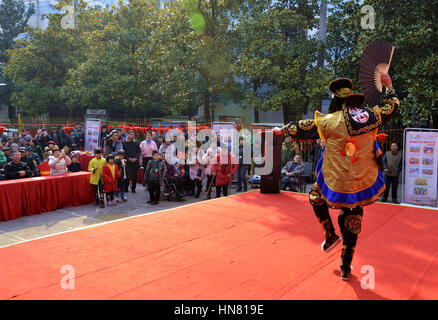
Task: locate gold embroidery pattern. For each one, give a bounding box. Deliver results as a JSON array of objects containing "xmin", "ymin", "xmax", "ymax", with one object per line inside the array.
[
  {"xmin": 288, "ymin": 125, "xmax": 298, "ymax": 136},
  {"xmin": 309, "ymin": 187, "xmax": 325, "ymax": 206},
  {"xmin": 343, "ymin": 106, "xmax": 381, "ymax": 135},
  {"xmin": 379, "ymin": 100, "xmax": 396, "ymax": 115},
  {"xmin": 344, "ymin": 214, "xmax": 362, "ymax": 234},
  {"xmin": 298, "ymin": 119, "xmax": 315, "ymax": 131}
]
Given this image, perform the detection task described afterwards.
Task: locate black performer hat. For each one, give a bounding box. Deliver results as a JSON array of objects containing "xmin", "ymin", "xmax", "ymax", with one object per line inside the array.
[
  {"xmin": 329, "ymin": 78, "xmax": 354, "ymax": 98},
  {"xmin": 343, "ymin": 93, "xmax": 365, "ymax": 107},
  {"xmin": 328, "ymin": 78, "xmax": 357, "ymax": 113}
]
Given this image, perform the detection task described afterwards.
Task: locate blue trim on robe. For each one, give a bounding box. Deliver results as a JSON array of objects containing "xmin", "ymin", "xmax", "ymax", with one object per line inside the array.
[{"xmin": 315, "ymin": 147, "xmax": 385, "ymax": 205}]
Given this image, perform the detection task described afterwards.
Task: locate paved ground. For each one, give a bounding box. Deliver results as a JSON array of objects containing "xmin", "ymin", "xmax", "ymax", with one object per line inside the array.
[
  {"xmin": 0, "ymin": 183, "xmax": 215, "ymax": 248},
  {"xmin": 0, "ymin": 181, "xmax": 402, "ymax": 248}
]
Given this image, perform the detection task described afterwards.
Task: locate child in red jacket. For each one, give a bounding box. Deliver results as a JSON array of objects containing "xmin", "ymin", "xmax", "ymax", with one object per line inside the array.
[
  {"xmin": 102, "ymin": 154, "xmax": 121, "ymax": 206},
  {"xmin": 211, "ymin": 146, "xmax": 238, "ymax": 198}
]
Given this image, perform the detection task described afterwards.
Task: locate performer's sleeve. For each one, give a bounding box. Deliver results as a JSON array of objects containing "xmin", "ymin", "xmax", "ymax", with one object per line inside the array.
[
  {"xmin": 279, "ymin": 119, "xmax": 319, "ymax": 140},
  {"xmin": 374, "ymin": 87, "xmax": 400, "ymax": 126}
]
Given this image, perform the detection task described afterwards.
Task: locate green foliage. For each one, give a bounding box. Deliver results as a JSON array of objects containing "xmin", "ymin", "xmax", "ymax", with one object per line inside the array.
[
  {"xmin": 4, "ymin": 0, "xmax": 436, "ymax": 126},
  {"xmin": 233, "ymin": 0, "xmax": 333, "ymax": 122},
  {"xmin": 0, "ymin": 0, "xmax": 34, "ymax": 118},
  {"xmin": 326, "ymin": 0, "xmax": 438, "ymax": 128}
]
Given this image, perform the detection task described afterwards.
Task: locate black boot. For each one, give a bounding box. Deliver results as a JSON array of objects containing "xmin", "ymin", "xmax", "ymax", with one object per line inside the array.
[{"xmin": 338, "ymin": 207, "xmax": 363, "ymax": 281}]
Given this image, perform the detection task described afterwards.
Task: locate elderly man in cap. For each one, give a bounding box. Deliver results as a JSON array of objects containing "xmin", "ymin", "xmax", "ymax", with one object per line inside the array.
[
  {"xmin": 4, "ymin": 150, "xmax": 34, "ymax": 180},
  {"xmin": 19, "ymin": 147, "xmax": 39, "ymax": 176},
  {"xmin": 1, "ymin": 146, "xmax": 11, "ymax": 164},
  {"xmin": 26, "ymin": 146, "xmax": 41, "ymax": 165},
  {"xmin": 49, "ymin": 126, "xmax": 63, "ymax": 147},
  {"xmin": 38, "ymin": 129, "xmax": 51, "ymax": 147}
]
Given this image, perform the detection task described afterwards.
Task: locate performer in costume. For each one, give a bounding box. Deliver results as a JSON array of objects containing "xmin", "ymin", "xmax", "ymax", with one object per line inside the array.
[{"xmin": 275, "ymin": 74, "xmax": 399, "ymax": 280}]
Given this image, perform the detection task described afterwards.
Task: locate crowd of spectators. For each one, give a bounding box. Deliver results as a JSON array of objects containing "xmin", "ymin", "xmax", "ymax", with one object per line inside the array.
[
  {"xmin": 0, "ymin": 122, "xmax": 85, "ymax": 180},
  {"xmin": 1, "ymin": 122, "xmax": 326, "ymax": 209}
]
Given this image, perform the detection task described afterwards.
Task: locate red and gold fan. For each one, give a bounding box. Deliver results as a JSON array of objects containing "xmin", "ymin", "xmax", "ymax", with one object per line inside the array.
[{"xmin": 359, "ymin": 41, "xmax": 394, "ymax": 106}]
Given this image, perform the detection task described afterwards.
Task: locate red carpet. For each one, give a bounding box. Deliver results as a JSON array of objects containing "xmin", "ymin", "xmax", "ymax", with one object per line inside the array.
[{"xmin": 0, "ymin": 191, "xmax": 437, "ymax": 300}]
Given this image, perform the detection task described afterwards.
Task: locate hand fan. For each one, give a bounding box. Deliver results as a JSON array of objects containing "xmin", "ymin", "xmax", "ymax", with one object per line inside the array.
[{"xmin": 359, "ymin": 41, "xmax": 394, "ymax": 106}]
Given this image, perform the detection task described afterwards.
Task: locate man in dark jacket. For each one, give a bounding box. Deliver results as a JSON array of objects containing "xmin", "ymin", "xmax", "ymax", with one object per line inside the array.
[
  {"xmin": 123, "ymin": 130, "xmax": 141, "ymax": 193},
  {"xmin": 65, "ymin": 130, "xmax": 80, "ymax": 151},
  {"xmin": 38, "ymin": 129, "xmax": 51, "ymax": 147},
  {"xmin": 4, "ymin": 151, "xmax": 34, "ymax": 179},
  {"xmin": 49, "ymin": 126, "xmax": 63, "ymax": 147},
  {"xmin": 280, "ymin": 154, "xmax": 305, "ymax": 191},
  {"xmin": 236, "ymin": 137, "xmax": 251, "ymax": 192},
  {"xmin": 19, "ymin": 147, "xmax": 39, "ymax": 176},
  {"xmin": 382, "ymin": 142, "xmax": 402, "ymax": 204}
]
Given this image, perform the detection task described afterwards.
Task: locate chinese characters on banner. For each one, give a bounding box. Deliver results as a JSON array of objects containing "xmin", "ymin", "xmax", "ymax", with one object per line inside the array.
[
  {"xmin": 404, "ymin": 130, "xmax": 438, "ymax": 207},
  {"xmin": 84, "ymin": 119, "xmax": 101, "ymax": 152}
]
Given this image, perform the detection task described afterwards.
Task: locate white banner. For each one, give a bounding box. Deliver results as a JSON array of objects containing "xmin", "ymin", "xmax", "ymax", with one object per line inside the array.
[
  {"xmin": 84, "ymin": 119, "xmax": 101, "ymax": 152},
  {"xmin": 403, "ymin": 129, "xmax": 438, "ymax": 207}
]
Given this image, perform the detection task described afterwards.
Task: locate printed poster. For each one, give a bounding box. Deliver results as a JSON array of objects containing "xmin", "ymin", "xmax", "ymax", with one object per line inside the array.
[
  {"xmin": 404, "ymin": 130, "xmax": 438, "ymax": 207},
  {"xmin": 84, "ymin": 119, "xmax": 101, "ymax": 152}
]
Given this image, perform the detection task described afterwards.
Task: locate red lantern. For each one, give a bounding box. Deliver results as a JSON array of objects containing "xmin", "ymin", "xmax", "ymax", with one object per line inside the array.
[
  {"xmin": 0, "ymin": 126, "xmax": 5, "ymax": 134},
  {"xmin": 117, "ymin": 124, "xmax": 123, "ymax": 128},
  {"xmin": 108, "ymin": 125, "xmax": 114, "ymax": 130}
]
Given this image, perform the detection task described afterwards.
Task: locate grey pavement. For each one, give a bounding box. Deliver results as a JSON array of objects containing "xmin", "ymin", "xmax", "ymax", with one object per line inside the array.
[{"xmin": 0, "ymin": 183, "xmax": 223, "ymax": 248}]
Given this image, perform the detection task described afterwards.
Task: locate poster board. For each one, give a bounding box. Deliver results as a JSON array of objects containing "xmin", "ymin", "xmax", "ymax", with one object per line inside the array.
[
  {"xmin": 84, "ymin": 119, "xmax": 101, "ymax": 152},
  {"xmin": 403, "ymin": 129, "xmax": 438, "ymax": 207}
]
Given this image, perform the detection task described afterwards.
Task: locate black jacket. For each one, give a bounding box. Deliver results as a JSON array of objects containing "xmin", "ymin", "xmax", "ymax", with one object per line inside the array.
[
  {"xmin": 115, "ymin": 158, "xmax": 128, "ymax": 180},
  {"xmin": 4, "ymin": 161, "xmax": 33, "ymax": 180},
  {"xmin": 21, "ymin": 155, "xmax": 39, "ymax": 176},
  {"xmin": 68, "ymin": 162, "xmax": 83, "ymax": 173},
  {"xmin": 122, "ymin": 140, "xmax": 141, "ymax": 160},
  {"xmin": 49, "ymin": 132, "xmax": 63, "ymax": 147},
  {"xmin": 38, "ymin": 134, "xmax": 51, "ymax": 147}
]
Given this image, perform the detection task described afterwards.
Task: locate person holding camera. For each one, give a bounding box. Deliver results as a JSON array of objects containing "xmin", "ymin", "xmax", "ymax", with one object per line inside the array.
[{"xmin": 48, "ymin": 147, "xmax": 72, "ymax": 176}]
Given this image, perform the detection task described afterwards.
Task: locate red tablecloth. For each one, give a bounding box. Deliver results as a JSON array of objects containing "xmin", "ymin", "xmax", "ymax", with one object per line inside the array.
[
  {"xmin": 78, "ymin": 154, "xmax": 94, "ymax": 172},
  {"xmin": 0, "ymin": 172, "xmax": 95, "ymax": 222}
]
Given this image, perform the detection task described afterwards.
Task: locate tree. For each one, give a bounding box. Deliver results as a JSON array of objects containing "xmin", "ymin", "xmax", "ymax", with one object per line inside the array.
[
  {"xmin": 4, "ymin": 0, "xmax": 98, "ymax": 116},
  {"xmin": 326, "ymin": 0, "xmax": 438, "ymax": 128},
  {"xmin": 62, "ymin": 0, "xmax": 164, "ymax": 118},
  {"xmin": 0, "ymin": 0, "xmax": 34, "ymax": 119},
  {"xmin": 234, "ymin": 0, "xmax": 332, "ymax": 123}
]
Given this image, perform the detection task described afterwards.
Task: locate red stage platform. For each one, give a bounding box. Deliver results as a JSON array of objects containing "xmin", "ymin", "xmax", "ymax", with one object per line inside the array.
[{"xmin": 0, "ymin": 191, "xmax": 436, "ymax": 300}]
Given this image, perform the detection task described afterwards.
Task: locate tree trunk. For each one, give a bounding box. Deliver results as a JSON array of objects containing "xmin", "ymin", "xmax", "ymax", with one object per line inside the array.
[
  {"xmin": 203, "ymin": 90, "xmax": 210, "ymax": 122},
  {"xmin": 254, "ymin": 107, "xmax": 259, "ymax": 123},
  {"xmin": 253, "ymin": 81, "xmax": 259, "ymax": 123},
  {"xmin": 282, "ymin": 103, "xmax": 290, "ymax": 124},
  {"xmin": 8, "ymin": 102, "xmax": 16, "ymax": 121},
  {"xmin": 316, "ymin": 0, "xmax": 327, "ymax": 112}
]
